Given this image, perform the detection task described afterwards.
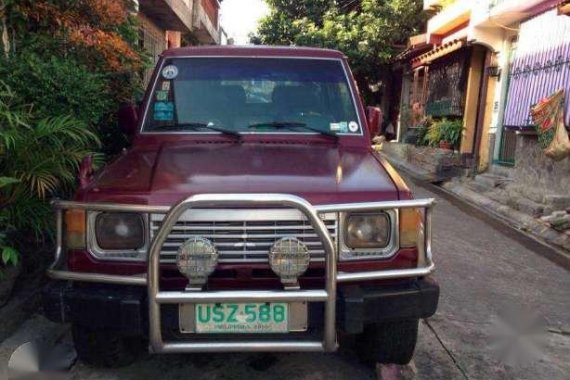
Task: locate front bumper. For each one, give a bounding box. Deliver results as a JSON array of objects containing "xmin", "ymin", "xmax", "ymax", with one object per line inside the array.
[
  {"xmin": 48, "ymin": 193, "xmax": 436, "ymax": 353},
  {"xmin": 43, "ymin": 277, "xmax": 439, "ymax": 336}
]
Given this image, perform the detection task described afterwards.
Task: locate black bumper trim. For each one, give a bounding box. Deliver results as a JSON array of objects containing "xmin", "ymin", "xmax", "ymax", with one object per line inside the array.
[
  {"xmin": 43, "ymin": 277, "xmax": 439, "ymax": 337},
  {"xmin": 43, "ymin": 283, "xmax": 147, "ymax": 336},
  {"xmin": 338, "ymin": 277, "xmax": 439, "ymax": 334}
]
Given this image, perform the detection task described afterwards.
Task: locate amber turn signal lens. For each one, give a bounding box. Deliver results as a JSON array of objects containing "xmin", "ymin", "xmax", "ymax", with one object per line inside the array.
[
  {"xmin": 399, "ymin": 208, "xmax": 423, "ymax": 248},
  {"xmin": 65, "ymin": 209, "xmax": 86, "ymax": 249}
]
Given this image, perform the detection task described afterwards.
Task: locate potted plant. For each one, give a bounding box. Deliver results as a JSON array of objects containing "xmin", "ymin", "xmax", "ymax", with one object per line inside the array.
[{"xmin": 439, "ymin": 119, "xmax": 463, "ymax": 150}]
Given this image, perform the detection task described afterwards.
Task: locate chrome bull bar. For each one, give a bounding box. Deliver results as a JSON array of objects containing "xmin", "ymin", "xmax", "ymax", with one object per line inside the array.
[{"xmin": 49, "ymin": 194, "xmax": 435, "ymax": 353}]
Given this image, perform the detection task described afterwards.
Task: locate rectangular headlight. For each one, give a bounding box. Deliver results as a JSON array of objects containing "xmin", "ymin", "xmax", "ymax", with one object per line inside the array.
[
  {"xmin": 344, "ymin": 212, "xmax": 391, "ymax": 249},
  {"xmin": 95, "ymin": 212, "xmax": 145, "ymax": 250}
]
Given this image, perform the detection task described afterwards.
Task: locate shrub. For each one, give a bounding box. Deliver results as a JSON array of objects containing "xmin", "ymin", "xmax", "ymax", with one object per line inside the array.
[
  {"xmin": 439, "ymin": 118, "xmax": 464, "ymax": 149},
  {"xmin": 425, "ymin": 120, "xmax": 443, "ymax": 147},
  {"xmin": 0, "ymin": 83, "xmax": 100, "ymax": 272}
]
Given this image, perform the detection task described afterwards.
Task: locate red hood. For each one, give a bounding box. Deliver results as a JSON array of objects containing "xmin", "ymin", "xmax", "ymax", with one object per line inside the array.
[{"xmin": 81, "ymin": 142, "xmax": 400, "ymax": 205}]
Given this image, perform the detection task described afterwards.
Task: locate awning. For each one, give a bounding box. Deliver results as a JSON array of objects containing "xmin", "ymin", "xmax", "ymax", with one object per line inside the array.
[
  {"xmin": 412, "ymin": 39, "xmax": 466, "ymax": 68},
  {"xmin": 394, "ymin": 34, "xmax": 433, "ymax": 62}
]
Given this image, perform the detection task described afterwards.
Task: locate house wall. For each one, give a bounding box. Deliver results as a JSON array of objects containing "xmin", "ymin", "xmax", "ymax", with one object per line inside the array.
[
  {"xmin": 460, "ymin": 46, "xmax": 485, "ymax": 155},
  {"xmin": 138, "ymin": 13, "xmax": 167, "ymax": 84},
  {"xmin": 511, "ymin": 134, "xmax": 570, "ymax": 209},
  {"xmin": 478, "ymin": 69, "xmax": 498, "ymax": 172}
]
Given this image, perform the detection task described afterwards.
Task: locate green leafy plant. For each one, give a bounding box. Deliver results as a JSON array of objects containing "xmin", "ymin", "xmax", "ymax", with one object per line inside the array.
[
  {"xmin": 414, "ymin": 117, "xmax": 432, "ymax": 147},
  {"xmin": 439, "ymin": 118, "xmax": 464, "ymax": 148},
  {"xmin": 0, "ymin": 83, "xmax": 100, "ymax": 275},
  {"xmin": 425, "ymin": 120, "xmax": 443, "ymax": 147}
]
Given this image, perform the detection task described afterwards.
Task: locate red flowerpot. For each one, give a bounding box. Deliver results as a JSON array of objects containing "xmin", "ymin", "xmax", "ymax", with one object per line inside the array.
[{"xmin": 439, "ymin": 141, "xmax": 453, "ymax": 150}]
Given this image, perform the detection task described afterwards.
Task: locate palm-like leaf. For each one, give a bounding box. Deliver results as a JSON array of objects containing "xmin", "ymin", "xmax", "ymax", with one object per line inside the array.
[{"xmin": 1, "ymin": 82, "xmax": 100, "ymax": 245}]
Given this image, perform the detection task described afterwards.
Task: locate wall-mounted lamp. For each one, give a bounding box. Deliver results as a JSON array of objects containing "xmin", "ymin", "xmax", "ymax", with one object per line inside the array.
[{"xmin": 486, "ymin": 66, "xmax": 502, "ymax": 78}]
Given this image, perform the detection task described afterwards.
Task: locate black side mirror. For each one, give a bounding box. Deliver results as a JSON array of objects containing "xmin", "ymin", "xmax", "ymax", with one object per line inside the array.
[
  {"xmin": 366, "ymin": 106, "xmax": 382, "ymax": 140},
  {"xmin": 118, "ymin": 103, "xmax": 139, "ymax": 137}
]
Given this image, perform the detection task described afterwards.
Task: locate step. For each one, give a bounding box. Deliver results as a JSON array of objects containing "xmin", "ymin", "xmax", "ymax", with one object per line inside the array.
[
  {"xmin": 489, "ymin": 164, "xmax": 514, "ymax": 178},
  {"xmin": 474, "ymin": 173, "xmax": 512, "ymax": 189},
  {"xmin": 506, "ymin": 195, "xmax": 546, "ymax": 217}
]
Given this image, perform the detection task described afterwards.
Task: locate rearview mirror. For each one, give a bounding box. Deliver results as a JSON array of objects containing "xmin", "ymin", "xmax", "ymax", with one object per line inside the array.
[
  {"xmin": 118, "ymin": 103, "xmax": 139, "ymax": 137},
  {"xmin": 366, "ymin": 106, "xmax": 382, "ymax": 140}
]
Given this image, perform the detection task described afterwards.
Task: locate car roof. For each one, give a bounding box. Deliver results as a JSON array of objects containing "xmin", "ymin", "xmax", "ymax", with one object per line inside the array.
[{"xmin": 161, "ymin": 45, "xmax": 346, "ymax": 59}]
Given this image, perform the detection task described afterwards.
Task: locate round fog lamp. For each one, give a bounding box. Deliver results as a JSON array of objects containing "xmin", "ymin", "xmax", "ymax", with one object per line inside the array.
[
  {"xmin": 269, "ymin": 238, "xmax": 310, "ymax": 287},
  {"xmin": 176, "ymin": 237, "xmax": 218, "ymax": 287}
]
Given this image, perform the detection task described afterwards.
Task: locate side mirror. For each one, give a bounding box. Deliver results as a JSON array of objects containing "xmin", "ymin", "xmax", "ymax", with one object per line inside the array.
[
  {"xmin": 366, "ymin": 106, "xmax": 382, "ymax": 139},
  {"xmin": 118, "ymin": 103, "xmax": 139, "ymax": 137}
]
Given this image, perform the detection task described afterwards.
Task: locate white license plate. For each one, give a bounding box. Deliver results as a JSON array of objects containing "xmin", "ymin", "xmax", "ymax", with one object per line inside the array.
[{"xmin": 194, "ymin": 303, "xmax": 288, "ymax": 333}]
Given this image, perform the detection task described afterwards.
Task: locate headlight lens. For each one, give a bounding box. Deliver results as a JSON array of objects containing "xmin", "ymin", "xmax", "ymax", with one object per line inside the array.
[
  {"xmin": 95, "ymin": 213, "xmax": 144, "ymax": 250},
  {"xmin": 345, "ymin": 213, "xmax": 391, "ymax": 249}
]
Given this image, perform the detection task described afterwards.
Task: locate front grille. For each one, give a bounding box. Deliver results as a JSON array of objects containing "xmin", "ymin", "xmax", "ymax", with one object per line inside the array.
[{"xmin": 150, "ymin": 209, "xmax": 337, "ymax": 264}]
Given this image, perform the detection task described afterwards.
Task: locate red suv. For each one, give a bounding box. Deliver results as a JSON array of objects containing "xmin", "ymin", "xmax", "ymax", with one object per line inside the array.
[{"xmin": 43, "ymin": 46, "xmax": 439, "ymax": 368}]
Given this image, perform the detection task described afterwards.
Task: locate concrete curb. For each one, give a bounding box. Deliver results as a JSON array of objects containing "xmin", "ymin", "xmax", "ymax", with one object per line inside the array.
[{"xmin": 381, "ymin": 152, "xmax": 570, "ymax": 266}]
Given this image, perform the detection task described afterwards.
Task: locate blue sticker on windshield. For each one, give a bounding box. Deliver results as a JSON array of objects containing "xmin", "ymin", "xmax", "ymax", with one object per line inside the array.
[
  {"xmin": 339, "ymin": 121, "xmax": 348, "ymax": 133},
  {"xmin": 154, "ymin": 102, "xmax": 174, "ymax": 112},
  {"xmin": 153, "ymin": 102, "xmax": 174, "ymax": 121},
  {"xmin": 154, "ymin": 111, "xmax": 173, "ymax": 121}
]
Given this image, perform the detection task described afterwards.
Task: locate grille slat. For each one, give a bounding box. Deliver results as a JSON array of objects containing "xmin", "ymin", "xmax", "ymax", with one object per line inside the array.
[{"xmin": 150, "ymin": 209, "xmax": 337, "ymax": 264}]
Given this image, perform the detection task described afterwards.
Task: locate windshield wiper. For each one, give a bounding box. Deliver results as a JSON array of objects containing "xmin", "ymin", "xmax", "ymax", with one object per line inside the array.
[
  {"xmin": 152, "ymin": 122, "xmax": 241, "ymax": 138},
  {"xmin": 248, "ymin": 121, "xmax": 338, "ymax": 139}
]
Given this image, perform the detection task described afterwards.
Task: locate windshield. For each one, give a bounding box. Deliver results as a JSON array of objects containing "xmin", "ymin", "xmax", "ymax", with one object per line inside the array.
[{"xmin": 143, "ymin": 58, "xmax": 362, "ymax": 135}]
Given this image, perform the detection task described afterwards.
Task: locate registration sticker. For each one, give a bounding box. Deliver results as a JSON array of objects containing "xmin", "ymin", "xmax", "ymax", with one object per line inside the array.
[
  {"xmin": 330, "ymin": 122, "xmax": 341, "ymax": 131},
  {"xmin": 154, "ymin": 111, "xmax": 173, "ymax": 121},
  {"xmin": 348, "ymin": 121, "xmax": 359, "ymax": 132},
  {"xmin": 161, "ymin": 81, "xmax": 171, "ymax": 91},
  {"xmin": 154, "ymin": 102, "xmax": 174, "ymax": 112},
  {"xmin": 156, "ymin": 90, "xmax": 169, "ymax": 101},
  {"xmin": 162, "ymin": 65, "xmax": 178, "ymax": 79},
  {"xmin": 154, "ymin": 102, "xmax": 174, "ymax": 121},
  {"xmin": 339, "ymin": 121, "xmax": 348, "ymax": 133}
]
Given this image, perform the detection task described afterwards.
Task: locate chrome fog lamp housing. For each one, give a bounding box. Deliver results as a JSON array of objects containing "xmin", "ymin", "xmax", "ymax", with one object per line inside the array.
[
  {"xmin": 176, "ymin": 237, "xmax": 218, "ymax": 288},
  {"xmin": 269, "ymin": 238, "xmax": 310, "ymax": 287}
]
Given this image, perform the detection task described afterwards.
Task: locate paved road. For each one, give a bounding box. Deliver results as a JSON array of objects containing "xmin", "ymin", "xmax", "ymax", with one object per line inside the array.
[{"xmin": 4, "ymin": 175, "xmax": 570, "ymax": 379}]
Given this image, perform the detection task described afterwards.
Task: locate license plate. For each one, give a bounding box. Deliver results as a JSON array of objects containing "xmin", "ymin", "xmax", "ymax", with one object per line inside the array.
[{"xmin": 194, "ymin": 303, "xmax": 288, "ymax": 333}]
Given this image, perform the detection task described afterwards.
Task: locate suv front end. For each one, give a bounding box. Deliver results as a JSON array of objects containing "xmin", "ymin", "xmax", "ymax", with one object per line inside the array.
[{"xmin": 43, "ymin": 46, "xmax": 439, "ymax": 368}]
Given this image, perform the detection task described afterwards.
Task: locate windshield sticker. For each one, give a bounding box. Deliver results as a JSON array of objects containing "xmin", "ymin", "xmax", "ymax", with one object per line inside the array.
[
  {"xmin": 161, "ymin": 81, "xmax": 171, "ymax": 91},
  {"xmin": 154, "ymin": 102, "xmax": 174, "ymax": 112},
  {"xmin": 348, "ymin": 121, "xmax": 359, "ymax": 133},
  {"xmin": 153, "ymin": 102, "xmax": 174, "ymax": 121},
  {"xmin": 156, "ymin": 90, "xmax": 169, "ymax": 101},
  {"xmin": 154, "ymin": 111, "xmax": 173, "ymax": 121},
  {"xmin": 330, "ymin": 122, "xmax": 340, "ymax": 131},
  {"xmin": 161, "ymin": 65, "xmax": 178, "ymax": 80},
  {"xmin": 339, "ymin": 121, "xmax": 348, "ymax": 133}
]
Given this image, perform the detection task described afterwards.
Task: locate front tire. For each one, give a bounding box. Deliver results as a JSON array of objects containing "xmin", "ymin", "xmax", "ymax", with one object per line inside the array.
[
  {"xmin": 72, "ymin": 324, "xmax": 142, "ymax": 368},
  {"xmin": 358, "ymin": 319, "xmax": 419, "ymax": 365}
]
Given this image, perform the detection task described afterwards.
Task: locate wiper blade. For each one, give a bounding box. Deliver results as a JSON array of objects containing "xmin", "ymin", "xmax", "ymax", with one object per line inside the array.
[
  {"xmin": 153, "ymin": 122, "xmax": 241, "ymax": 138},
  {"xmin": 248, "ymin": 121, "xmax": 338, "ymax": 138}
]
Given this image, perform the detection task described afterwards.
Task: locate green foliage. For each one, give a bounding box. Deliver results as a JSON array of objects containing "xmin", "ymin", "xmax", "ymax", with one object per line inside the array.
[
  {"xmin": 425, "ymin": 121, "xmax": 442, "ymax": 147},
  {"xmin": 0, "ymin": 52, "xmax": 112, "ymax": 126},
  {"xmin": 439, "ymin": 118, "xmax": 464, "ymax": 148},
  {"xmin": 414, "ymin": 117, "xmax": 432, "ymax": 146},
  {"xmin": 0, "ymin": 83, "xmax": 100, "ymax": 269},
  {"xmin": 253, "ymin": 0, "xmax": 427, "ymax": 101}
]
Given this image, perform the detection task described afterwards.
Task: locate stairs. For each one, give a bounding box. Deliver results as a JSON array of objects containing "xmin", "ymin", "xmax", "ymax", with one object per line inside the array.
[{"xmin": 468, "ymin": 165, "xmax": 548, "ymax": 217}]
